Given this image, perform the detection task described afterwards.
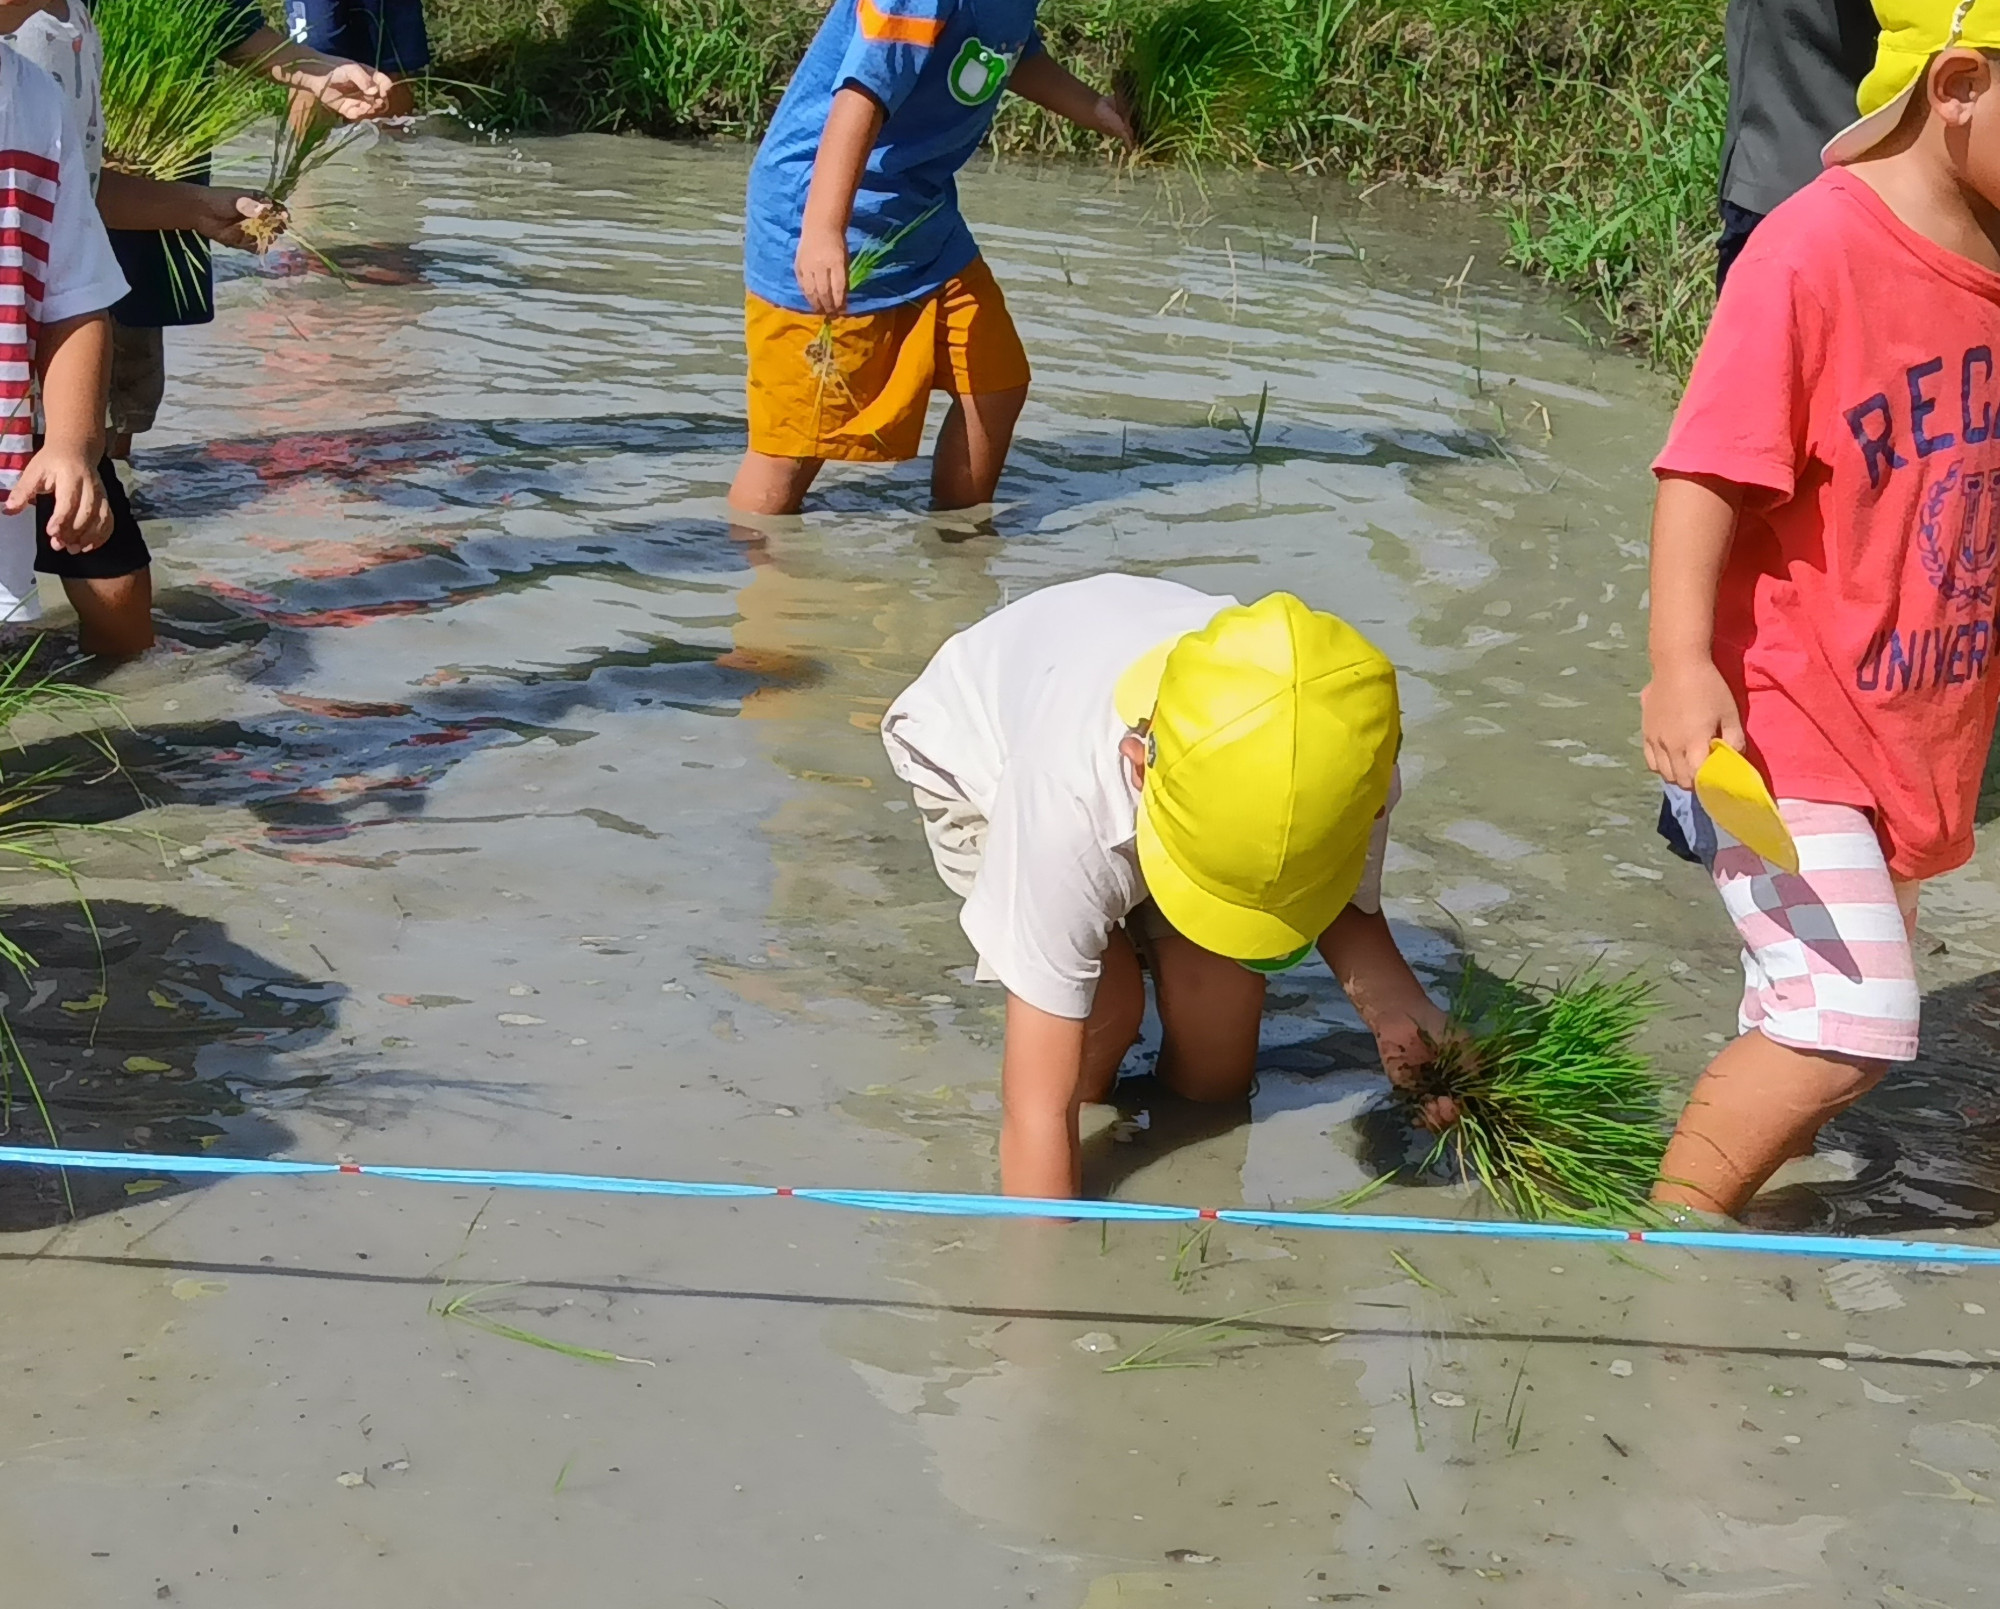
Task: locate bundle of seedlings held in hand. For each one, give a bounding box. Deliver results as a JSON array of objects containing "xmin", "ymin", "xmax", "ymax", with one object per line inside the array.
[
  {"xmin": 239, "ymin": 115, "xmax": 371, "ymax": 255},
  {"xmin": 1388, "ymin": 971, "xmax": 1670, "ymax": 1223},
  {"xmin": 98, "ymin": 0, "xmax": 270, "ymax": 183}
]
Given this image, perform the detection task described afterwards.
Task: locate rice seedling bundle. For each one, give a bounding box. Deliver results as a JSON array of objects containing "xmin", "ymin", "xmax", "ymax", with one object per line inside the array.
[
  {"xmin": 237, "ymin": 115, "xmax": 370, "ymax": 252},
  {"xmin": 97, "ymin": 0, "xmax": 271, "ymax": 182},
  {"xmin": 1394, "ymin": 972, "xmax": 1670, "ymax": 1222}
]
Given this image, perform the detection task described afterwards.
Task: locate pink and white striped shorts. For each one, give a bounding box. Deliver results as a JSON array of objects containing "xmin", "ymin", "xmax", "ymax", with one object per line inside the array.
[{"xmin": 1709, "ymin": 799, "xmax": 1921, "ymax": 1063}]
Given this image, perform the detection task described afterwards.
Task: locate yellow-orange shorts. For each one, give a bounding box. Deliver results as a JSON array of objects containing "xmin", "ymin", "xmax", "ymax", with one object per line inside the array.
[{"xmin": 744, "ymin": 256, "xmax": 1031, "ymax": 464}]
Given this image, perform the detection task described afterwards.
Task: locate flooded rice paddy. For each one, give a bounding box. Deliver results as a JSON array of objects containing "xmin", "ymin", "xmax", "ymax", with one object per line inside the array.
[{"xmin": 4, "ymin": 131, "xmax": 2000, "ymax": 1604}]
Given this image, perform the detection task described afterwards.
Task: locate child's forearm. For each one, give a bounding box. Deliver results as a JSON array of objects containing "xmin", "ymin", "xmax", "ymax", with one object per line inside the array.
[
  {"xmin": 1642, "ymin": 473, "xmax": 1749, "ymax": 786},
  {"xmin": 803, "ymin": 88, "xmax": 883, "ymax": 244},
  {"xmin": 1007, "ymin": 51, "xmax": 1096, "ymax": 119},
  {"xmin": 1647, "ymin": 473, "xmax": 1742, "ymax": 675},
  {"xmin": 1007, "ymin": 52, "xmax": 1127, "ymax": 140},
  {"xmin": 1319, "ymin": 905, "xmax": 1442, "ymax": 1042},
  {"xmin": 223, "ymin": 27, "xmax": 342, "ymax": 88},
  {"xmin": 1000, "ymin": 991, "xmax": 1088, "ymax": 1198},
  {"xmin": 36, "ymin": 312, "xmax": 109, "ymax": 459},
  {"xmin": 794, "ymin": 87, "xmax": 885, "ymax": 314},
  {"xmin": 97, "ymin": 171, "xmax": 213, "ymax": 233}
]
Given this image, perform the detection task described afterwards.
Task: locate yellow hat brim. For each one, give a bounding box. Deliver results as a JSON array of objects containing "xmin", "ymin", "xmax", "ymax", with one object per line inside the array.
[
  {"xmin": 1113, "ymin": 638, "xmax": 1180, "ymax": 728},
  {"xmin": 1823, "ymin": 79, "xmax": 1919, "ymax": 166},
  {"xmin": 1135, "ymin": 796, "xmax": 1370, "ymax": 962}
]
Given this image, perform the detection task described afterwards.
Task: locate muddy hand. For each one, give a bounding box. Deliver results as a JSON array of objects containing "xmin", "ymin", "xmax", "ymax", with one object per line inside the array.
[{"xmin": 1377, "ymin": 1017, "xmax": 1462, "ymax": 1131}]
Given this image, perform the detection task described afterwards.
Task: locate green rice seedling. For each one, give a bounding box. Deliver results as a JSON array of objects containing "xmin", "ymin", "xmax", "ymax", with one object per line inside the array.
[
  {"xmin": 97, "ymin": 0, "xmax": 279, "ymax": 310},
  {"xmin": 97, "ymin": 0, "xmax": 272, "ymax": 182},
  {"xmin": 1406, "ymin": 1363, "xmax": 1423, "ymax": 1451},
  {"xmin": 236, "ymin": 114, "xmax": 374, "ymax": 255},
  {"xmin": 1503, "ymin": 1350, "xmax": 1531, "ymax": 1450},
  {"xmin": 435, "ymin": 1282, "xmax": 655, "ymax": 1365},
  {"xmin": 1389, "ymin": 1248, "xmax": 1448, "ymax": 1294},
  {"xmin": 1102, "ymin": 1302, "xmax": 1312, "ymax": 1372},
  {"xmin": 1170, "ymin": 1220, "xmax": 1215, "ymax": 1290},
  {"xmin": 1391, "ymin": 971, "xmax": 1669, "ymax": 1223}
]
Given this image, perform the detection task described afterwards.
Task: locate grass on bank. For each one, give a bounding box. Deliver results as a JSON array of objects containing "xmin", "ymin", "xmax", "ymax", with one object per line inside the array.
[{"xmin": 424, "ymin": 0, "xmax": 1726, "ymax": 372}]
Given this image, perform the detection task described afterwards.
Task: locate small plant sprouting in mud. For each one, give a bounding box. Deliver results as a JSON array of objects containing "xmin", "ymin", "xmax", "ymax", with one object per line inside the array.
[
  {"xmin": 1169, "ymin": 1220, "xmax": 1216, "ymax": 1290},
  {"xmin": 1102, "ymin": 1302, "xmax": 1323, "ymax": 1373},
  {"xmin": 1389, "ymin": 1248, "xmax": 1449, "ymax": 1295},
  {"xmin": 1504, "ymin": 1351, "xmax": 1532, "ymax": 1452},
  {"xmin": 431, "ymin": 1199, "xmax": 653, "ymax": 1367}
]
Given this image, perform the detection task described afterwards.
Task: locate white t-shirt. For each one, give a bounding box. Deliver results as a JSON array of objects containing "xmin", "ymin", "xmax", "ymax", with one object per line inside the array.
[
  {"xmin": 4, "ymin": 2, "xmax": 103, "ymax": 192},
  {"xmin": 0, "ymin": 41, "xmax": 127, "ymax": 485},
  {"xmin": 882, "ymin": 574, "xmax": 1394, "ymax": 1019}
]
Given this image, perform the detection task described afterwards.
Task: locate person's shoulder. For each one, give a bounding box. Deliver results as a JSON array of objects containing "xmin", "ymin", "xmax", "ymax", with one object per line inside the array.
[
  {"xmin": 0, "ymin": 46, "xmax": 67, "ymax": 143},
  {"xmin": 1738, "ymin": 171, "xmax": 1884, "ymax": 282}
]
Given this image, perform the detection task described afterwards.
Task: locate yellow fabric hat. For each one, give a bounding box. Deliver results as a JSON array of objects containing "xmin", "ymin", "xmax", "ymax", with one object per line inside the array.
[
  {"xmin": 1824, "ymin": 0, "xmax": 2000, "ymax": 166},
  {"xmin": 1132, "ymin": 594, "xmax": 1399, "ymax": 963}
]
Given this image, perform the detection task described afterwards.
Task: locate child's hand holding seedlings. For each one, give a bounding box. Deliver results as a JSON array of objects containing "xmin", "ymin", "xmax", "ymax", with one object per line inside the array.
[
  {"xmin": 1642, "ymin": 472, "xmax": 1747, "ymax": 788},
  {"xmin": 189, "ymin": 188, "xmax": 285, "ymax": 251},
  {"xmin": 288, "ymin": 59, "xmax": 394, "ymax": 121},
  {"xmin": 1320, "ymin": 902, "xmax": 1460, "ymax": 1129}
]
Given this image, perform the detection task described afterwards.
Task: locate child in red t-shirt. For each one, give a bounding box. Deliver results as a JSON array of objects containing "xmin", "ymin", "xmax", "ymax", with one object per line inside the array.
[{"xmin": 1643, "ymin": 3, "xmax": 2000, "ymax": 1218}]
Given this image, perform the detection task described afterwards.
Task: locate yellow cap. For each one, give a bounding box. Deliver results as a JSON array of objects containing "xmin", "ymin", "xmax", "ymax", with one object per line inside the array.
[
  {"xmin": 1130, "ymin": 594, "xmax": 1399, "ymax": 962},
  {"xmin": 1824, "ymin": 0, "xmax": 2000, "ymax": 165}
]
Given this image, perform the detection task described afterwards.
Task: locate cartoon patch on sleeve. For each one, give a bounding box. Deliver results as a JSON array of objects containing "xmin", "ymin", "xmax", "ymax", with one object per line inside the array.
[{"xmin": 948, "ymin": 39, "xmax": 1015, "ymax": 105}]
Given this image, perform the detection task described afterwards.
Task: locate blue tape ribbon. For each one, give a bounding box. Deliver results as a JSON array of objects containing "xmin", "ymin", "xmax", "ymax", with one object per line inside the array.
[{"xmin": 4, "ymin": 1143, "xmax": 2000, "ymax": 1267}]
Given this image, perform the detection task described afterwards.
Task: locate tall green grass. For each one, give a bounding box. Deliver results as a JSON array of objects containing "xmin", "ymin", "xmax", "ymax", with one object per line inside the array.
[{"xmin": 426, "ymin": 0, "xmax": 1725, "ymax": 371}]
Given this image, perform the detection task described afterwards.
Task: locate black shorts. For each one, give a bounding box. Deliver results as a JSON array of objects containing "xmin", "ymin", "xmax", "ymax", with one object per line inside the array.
[{"xmin": 35, "ymin": 455, "xmax": 151, "ymax": 581}]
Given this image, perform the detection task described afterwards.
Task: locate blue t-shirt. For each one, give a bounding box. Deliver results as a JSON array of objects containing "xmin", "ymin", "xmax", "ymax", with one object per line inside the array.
[{"xmin": 745, "ymin": 0, "xmax": 1041, "ymax": 315}]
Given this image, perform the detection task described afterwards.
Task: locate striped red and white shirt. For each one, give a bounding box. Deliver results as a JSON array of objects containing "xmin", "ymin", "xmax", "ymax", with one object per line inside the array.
[{"xmin": 0, "ymin": 43, "xmax": 125, "ymax": 484}]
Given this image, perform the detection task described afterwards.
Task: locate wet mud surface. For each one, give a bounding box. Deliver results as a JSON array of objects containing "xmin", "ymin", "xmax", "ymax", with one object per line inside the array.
[{"xmin": 2, "ymin": 134, "xmax": 2000, "ymax": 1604}]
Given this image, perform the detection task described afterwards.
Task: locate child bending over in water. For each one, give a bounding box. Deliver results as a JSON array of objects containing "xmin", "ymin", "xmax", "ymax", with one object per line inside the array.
[
  {"xmin": 1644, "ymin": 0, "xmax": 2000, "ymax": 1216},
  {"xmin": 882, "ymin": 573, "xmax": 1452, "ymax": 1199}
]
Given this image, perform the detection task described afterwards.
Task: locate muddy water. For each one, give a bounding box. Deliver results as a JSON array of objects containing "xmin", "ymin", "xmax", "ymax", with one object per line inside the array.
[{"xmin": 3, "ymin": 132, "xmax": 2000, "ymax": 1605}]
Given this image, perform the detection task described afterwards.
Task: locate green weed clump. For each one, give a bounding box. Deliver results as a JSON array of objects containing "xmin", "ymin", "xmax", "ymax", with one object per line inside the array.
[
  {"xmin": 425, "ymin": 0, "xmax": 1727, "ymax": 371},
  {"xmin": 1396, "ymin": 973, "xmax": 1670, "ymax": 1222}
]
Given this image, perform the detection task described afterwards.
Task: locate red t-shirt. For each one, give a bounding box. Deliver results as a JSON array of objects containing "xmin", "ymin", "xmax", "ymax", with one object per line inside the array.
[{"xmin": 1656, "ymin": 168, "xmax": 2000, "ymax": 880}]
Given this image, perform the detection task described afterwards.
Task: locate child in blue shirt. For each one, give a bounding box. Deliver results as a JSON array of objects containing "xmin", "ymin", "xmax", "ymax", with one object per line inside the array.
[{"xmin": 729, "ymin": 0, "xmax": 1129, "ymax": 515}]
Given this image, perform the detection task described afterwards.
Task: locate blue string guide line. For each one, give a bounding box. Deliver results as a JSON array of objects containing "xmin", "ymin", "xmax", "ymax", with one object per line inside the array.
[{"xmin": 2, "ymin": 1144, "xmax": 1997, "ymax": 1269}]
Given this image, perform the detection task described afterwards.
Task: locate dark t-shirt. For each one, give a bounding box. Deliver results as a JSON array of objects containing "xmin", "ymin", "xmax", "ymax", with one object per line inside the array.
[
  {"xmin": 1721, "ymin": 0, "xmax": 1879, "ymax": 217},
  {"xmin": 109, "ymin": 0, "xmax": 266, "ymax": 328}
]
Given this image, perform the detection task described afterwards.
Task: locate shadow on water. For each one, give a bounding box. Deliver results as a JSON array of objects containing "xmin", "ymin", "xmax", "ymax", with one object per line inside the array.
[
  {"xmin": 1755, "ymin": 967, "xmax": 2000, "ymax": 1237},
  {"xmin": 0, "ymin": 900, "xmax": 343, "ymax": 1232}
]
